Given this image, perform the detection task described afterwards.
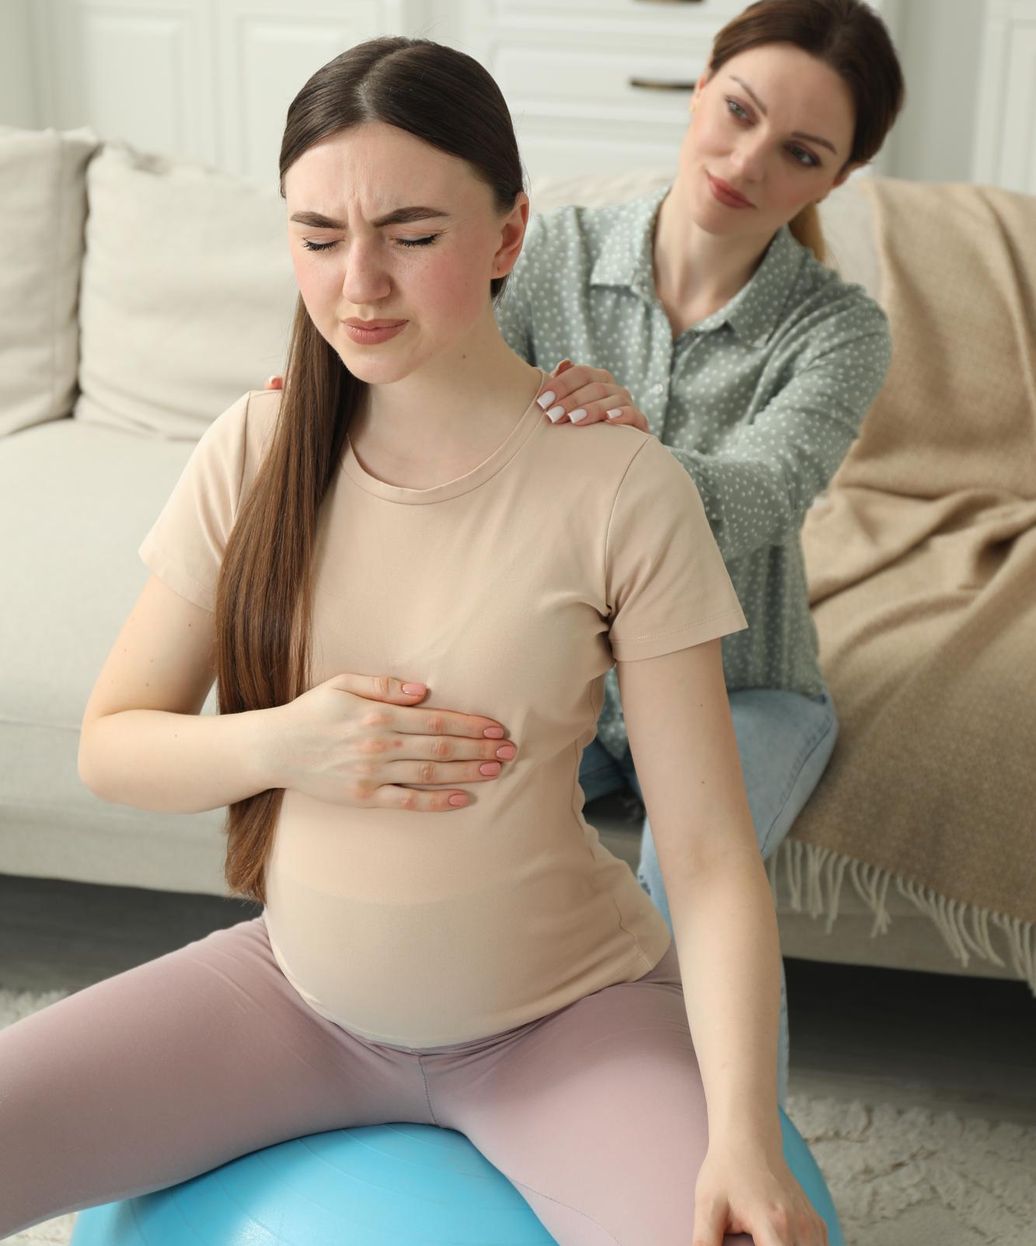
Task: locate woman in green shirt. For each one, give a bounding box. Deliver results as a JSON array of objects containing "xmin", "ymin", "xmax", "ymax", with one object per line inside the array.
[{"xmin": 494, "ymin": 0, "xmax": 904, "ymax": 1105}]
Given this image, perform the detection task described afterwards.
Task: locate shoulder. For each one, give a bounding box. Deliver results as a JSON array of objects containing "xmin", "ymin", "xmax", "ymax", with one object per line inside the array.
[
  {"xmin": 766, "ymin": 239, "xmax": 891, "ymax": 384},
  {"xmin": 531, "ymin": 420, "xmax": 698, "ymax": 510},
  {"xmin": 198, "ymin": 387, "xmax": 281, "ymax": 460},
  {"xmin": 784, "ymin": 239, "xmax": 890, "ymax": 350},
  {"xmin": 184, "ymin": 388, "xmax": 283, "ymax": 508}
]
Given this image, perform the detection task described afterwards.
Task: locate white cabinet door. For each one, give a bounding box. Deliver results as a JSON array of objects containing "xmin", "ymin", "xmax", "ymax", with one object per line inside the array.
[
  {"xmin": 974, "ymin": 0, "xmax": 1036, "ymax": 194},
  {"xmin": 30, "ymin": 0, "xmax": 422, "ymax": 179},
  {"xmin": 212, "ymin": 0, "xmax": 412, "ymax": 182},
  {"xmin": 33, "ymin": 0, "xmax": 218, "ymax": 164}
]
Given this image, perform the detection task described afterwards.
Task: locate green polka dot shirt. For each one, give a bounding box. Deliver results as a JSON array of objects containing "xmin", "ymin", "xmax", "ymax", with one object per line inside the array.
[{"xmin": 495, "ymin": 186, "xmax": 892, "ymax": 760}]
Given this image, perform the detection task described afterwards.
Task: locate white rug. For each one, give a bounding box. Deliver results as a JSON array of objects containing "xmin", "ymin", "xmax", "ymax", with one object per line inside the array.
[{"xmin": 3, "ymin": 986, "xmax": 1035, "ymax": 1246}]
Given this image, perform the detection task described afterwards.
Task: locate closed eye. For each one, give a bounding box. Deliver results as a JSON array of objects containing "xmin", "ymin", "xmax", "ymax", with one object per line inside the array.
[{"xmin": 300, "ymin": 234, "xmax": 441, "ymax": 253}]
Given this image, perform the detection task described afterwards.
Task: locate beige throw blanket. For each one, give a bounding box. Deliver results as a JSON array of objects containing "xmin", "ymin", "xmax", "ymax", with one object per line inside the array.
[{"xmin": 779, "ymin": 177, "xmax": 1036, "ymax": 990}]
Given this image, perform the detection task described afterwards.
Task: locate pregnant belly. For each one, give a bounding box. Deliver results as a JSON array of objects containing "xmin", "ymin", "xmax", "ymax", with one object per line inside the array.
[
  {"xmin": 263, "ymin": 866, "xmax": 659, "ymax": 1048},
  {"xmin": 261, "ymin": 792, "xmax": 666, "ymax": 1046},
  {"xmin": 264, "ymin": 872, "xmax": 559, "ymax": 1045}
]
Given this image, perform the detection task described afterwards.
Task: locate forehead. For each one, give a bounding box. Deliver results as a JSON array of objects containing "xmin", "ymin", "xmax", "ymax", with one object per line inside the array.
[
  {"xmin": 721, "ymin": 43, "xmax": 855, "ymax": 147},
  {"xmin": 283, "ymin": 120, "xmax": 489, "ymax": 214}
]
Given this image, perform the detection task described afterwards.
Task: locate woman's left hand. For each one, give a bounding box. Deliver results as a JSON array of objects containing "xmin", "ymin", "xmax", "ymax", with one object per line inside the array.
[
  {"xmin": 536, "ymin": 359, "xmax": 650, "ymax": 432},
  {"xmin": 692, "ymin": 1143, "xmax": 829, "ymax": 1246}
]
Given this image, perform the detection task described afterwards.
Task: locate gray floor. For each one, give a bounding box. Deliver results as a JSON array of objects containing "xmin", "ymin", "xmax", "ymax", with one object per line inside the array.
[{"xmin": 4, "ymin": 798, "xmax": 1036, "ymax": 1128}]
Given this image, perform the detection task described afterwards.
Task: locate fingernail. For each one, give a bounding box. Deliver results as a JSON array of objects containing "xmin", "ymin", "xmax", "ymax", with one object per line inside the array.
[
  {"xmin": 401, "ymin": 682, "xmax": 426, "ymax": 694},
  {"xmin": 569, "ymin": 408, "xmax": 588, "ymax": 423},
  {"xmin": 496, "ymin": 744, "xmax": 516, "ymax": 760},
  {"xmin": 483, "ymin": 726, "xmax": 505, "ymax": 738},
  {"xmin": 480, "ymin": 761, "xmax": 502, "ymax": 776},
  {"xmin": 448, "ymin": 793, "xmax": 469, "ymax": 807},
  {"xmin": 536, "ymin": 391, "xmax": 556, "ymax": 410},
  {"xmin": 546, "ymin": 405, "xmax": 566, "ymax": 422},
  {"xmin": 606, "ymin": 409, "xmax": 623, "ymax": 420}
]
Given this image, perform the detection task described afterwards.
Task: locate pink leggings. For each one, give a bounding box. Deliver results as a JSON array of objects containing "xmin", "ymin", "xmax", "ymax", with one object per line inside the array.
[{"xmin": 1, "ymin": 915, "xmax": 754, "ymax": 1245}]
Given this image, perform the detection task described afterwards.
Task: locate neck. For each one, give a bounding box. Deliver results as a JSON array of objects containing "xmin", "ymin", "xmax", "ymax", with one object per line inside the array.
[
  {"xmin": 653, "ymin": 179, "xmax": 775, "ymax": 318},
  {"xmin": 351, "ymin": 311, "xmax": 541, "ymax": 477}
]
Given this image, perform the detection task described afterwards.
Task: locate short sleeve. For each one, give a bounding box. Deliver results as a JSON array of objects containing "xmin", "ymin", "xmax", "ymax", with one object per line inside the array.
[
  {"xmin": 138, "ymin": 390, "xmax": 275, "ymax": 611},
  {"xmin": 606, "ymin": 436, "xmax": 747, "ymax": 661}
]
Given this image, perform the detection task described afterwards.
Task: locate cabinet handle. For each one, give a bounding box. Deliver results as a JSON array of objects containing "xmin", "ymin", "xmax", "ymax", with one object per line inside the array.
[{"xmin": 629, "ymin": 77, "xmax": 697, "ymax": 91}]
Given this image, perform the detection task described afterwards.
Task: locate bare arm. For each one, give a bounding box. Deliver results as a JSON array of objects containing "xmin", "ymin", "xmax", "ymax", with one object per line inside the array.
[
  {"xmin": 78, "ymin": 575, "xmax": 268, "ymax": 812},
  {"xmin": 618, "ymin": 640, "xmax": 782, "ymax": 1141},
  {"xmin": 78, "ymin": 575, "xmax": 515, "ymax": 815},
  {"xmin": 618, "ymin": 640, "xmax": 827, "ymax": 1244}
]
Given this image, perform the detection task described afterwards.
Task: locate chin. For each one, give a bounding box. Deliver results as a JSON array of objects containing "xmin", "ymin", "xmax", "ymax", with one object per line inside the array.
[
  {"xmin": 335, "ymin": 354, "xmax": 414, "ymax": 386},
  {"xmin": 691, "ymin": 197, "xmax": 742, "ymax": 236}
]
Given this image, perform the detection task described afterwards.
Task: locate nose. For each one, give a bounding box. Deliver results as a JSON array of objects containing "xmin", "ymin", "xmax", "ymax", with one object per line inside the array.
[
  {"xmin": 730, "ymin": 130, "xmax": 767, "ymax": 183},
  {"xmin": 340, "ymin": 237, "xmax": 391, "ymax": 306}
]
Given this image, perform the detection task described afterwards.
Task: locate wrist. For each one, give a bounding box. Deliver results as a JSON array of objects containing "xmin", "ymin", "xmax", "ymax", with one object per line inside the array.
[
  {"xmin": 245, "ymin": 704, "xmax": 289, "ymax": 792},
  {"xmin": 708, "ymin": 1100, "xmax": 783, "ymax": 1157}
]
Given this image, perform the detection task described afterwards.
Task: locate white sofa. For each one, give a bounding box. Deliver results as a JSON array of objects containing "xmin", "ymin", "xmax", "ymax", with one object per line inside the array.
[{"xmin": 0, "ymin": 124, "xmax": 1014, "ymax": 984}]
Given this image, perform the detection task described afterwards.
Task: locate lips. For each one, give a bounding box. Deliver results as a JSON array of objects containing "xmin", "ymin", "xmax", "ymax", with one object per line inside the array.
[
  {"xmin": 707, "ymin": 173, "xmax": 754, "ymax": 210},
  {"xmin": 340, "ymin": 318, "xmax": 408, "ymax": 346}
]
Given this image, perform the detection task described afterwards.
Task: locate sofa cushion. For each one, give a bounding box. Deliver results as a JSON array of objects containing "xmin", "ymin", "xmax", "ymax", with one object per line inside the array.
[
  {"xmin": 0, "ymin": 126, "xmax": 100, "ymax": 436},
  {"xmin": 0, "ymin": 417, "xmax": 227, "ymax": 892},
  {"xmin": 0, "ymin": 418, "xmax": 222, "ymax": 725},
  {"xmin": 75, "ymin": 142, "xmax": 298, "ymax": 440}
]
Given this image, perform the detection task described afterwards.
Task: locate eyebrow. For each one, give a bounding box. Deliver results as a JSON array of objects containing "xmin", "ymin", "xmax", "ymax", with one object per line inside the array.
[
  {"xmin": 728, "ymin": 75, "xmax": 839, "ymax": 155},
  {"xmin": 289, "ymin": 206, "xmax": 451, "ymax": 229}
]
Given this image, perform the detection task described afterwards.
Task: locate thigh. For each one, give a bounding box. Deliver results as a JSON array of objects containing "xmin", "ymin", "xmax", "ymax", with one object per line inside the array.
[
  {"xmin": 0, "ymin": 915, "xmax": 421, "ymax": 1236},
  {"xmin": 433, "ymin": 947, "xmax": 754, "ymax": 1246}
]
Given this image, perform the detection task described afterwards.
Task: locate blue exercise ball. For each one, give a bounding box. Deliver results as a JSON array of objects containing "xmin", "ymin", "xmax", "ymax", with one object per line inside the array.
[{"xmin": 71, "ymin": 1109, "xmax": 844, "ymax": 1246}]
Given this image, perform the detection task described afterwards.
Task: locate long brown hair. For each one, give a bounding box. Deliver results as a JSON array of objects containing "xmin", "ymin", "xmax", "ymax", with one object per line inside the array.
[
  {"xmin": 707, "ymin": 0, "xmax": 905, "ymax": 261},
  {"xmin": 214, "ymin": 38, "xmax": 524, "ymax": 904}
]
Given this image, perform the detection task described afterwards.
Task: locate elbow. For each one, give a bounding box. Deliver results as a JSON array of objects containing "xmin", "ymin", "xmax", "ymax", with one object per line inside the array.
[
  {"xmin": 77, "ymin": 735, "xmax": 99, "ymax": 797},
  {"xmin": 77, "ymin": 722, "xmax": 110, "ymax": 801}
]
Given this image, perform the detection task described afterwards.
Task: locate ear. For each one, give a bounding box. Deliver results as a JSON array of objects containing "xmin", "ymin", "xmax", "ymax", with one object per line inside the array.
[
  {"xmin": 491, "ymin": 190, "xmax": 530, "ymax": 279},
  {"xmin": 691, "ymin": 68, "xmax": 711, "ymax": 113}
]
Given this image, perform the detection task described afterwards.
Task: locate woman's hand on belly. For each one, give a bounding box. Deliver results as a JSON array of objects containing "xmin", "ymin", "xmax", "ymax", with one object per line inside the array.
[{"xmin": 259, "ymin": 672, "xmax": 517, "ymax": 811}]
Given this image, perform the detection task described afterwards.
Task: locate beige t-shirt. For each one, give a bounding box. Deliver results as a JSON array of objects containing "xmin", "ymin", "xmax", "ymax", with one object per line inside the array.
[{"xmin": 139, "ymin": 384, "xmax": 747, "ymax": 1047}]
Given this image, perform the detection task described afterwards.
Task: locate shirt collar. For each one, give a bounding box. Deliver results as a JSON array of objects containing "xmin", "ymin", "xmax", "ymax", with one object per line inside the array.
[
  {"xmin": 589, "ymin": 185, "xmax": 669, "ymax": 302},
  {"xmin": 590, "ymin": 187, "xmax": 805, "ymax": 347}
]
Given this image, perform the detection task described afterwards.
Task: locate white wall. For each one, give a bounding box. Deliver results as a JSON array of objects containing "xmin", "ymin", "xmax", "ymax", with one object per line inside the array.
[
  {"xmin": 0, "ymin": 0, "xmax": 40, "ymax": 128},
  {"xmin": 885, "ymin": 0, "xmax": 988, "ymax": 182}
]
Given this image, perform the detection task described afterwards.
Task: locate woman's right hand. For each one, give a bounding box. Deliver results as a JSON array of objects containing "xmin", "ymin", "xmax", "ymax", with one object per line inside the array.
[{"xmin": 262, "ymin": 673, "xmax": 517, "ymax": 811}]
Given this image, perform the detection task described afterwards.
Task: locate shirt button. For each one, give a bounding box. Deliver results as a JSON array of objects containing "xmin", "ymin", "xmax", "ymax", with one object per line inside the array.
[{"xmin": 649, "ymin": 382, "xmax": 664, "ymax": 396}]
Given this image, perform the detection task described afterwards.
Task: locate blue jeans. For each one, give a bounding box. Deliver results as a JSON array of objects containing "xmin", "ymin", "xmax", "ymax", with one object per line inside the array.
[{"xmin": 579, "ymin": 688, "xmax": 839, "ymax": 1108}]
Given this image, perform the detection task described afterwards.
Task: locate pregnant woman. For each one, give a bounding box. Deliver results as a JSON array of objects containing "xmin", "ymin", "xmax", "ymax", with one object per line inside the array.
[
  {"xmin": 3, "ymin": 34, "xmax": 828, "ymax": 1246},
  {"xmin": 266, "ymin": 0, "xmax": 905, "ymax": 1107}
]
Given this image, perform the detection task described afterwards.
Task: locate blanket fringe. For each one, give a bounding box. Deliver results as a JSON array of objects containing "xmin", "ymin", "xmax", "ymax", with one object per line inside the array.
[{"xmin": 766, "ymin": 840, "xmax": 1036, "ymax": 996}]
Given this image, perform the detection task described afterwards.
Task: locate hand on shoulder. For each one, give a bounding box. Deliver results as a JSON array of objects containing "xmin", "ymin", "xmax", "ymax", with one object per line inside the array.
[{"xmin": 534, "ymin": 359, "xmax": 650, "ymax": 433}]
